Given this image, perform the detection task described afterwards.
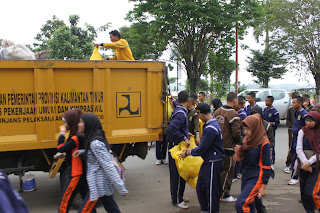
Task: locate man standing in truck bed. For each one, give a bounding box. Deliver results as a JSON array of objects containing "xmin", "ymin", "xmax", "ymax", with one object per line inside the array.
[{"xmin": 95, "ymin": 30, "xmax": 134, "ymax": 60}]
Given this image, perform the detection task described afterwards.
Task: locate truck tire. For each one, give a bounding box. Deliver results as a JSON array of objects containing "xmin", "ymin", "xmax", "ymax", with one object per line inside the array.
[{"xmin": 60, "ymin": 167, "xmax": 83, "ymax": 209}]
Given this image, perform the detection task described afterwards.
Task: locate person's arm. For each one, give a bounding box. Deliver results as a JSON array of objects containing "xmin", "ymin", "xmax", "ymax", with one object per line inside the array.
[
  {"xmin": 189, "ymin": 127, "xmax": 217, "ymax": 157},
  {"xmin": 261, "ymin": 143, "xmax": 271, "ymax": 185},
  {"xmin": 172, "ymin": 100, "xmax": 179, "ymax": 108},
  {"xmin": 103, "ymin": 40, "xmax": 128, "ymax": 50},
  {"xmin": 91, "ymin": 141, "xmax": 128, "ymax": 195},
  {"xmin": 57, "ymin": 136, "xmax": 76, "ymax": 152},
  {"xmin": 167, "ymin": 112, "xmax": 187, "ymax": 142},
  {"xmin": 296, "ymin": 129, "xmax": 309, "ymax": 164},
  {"xmin": 230, "ymin": 114, "xmax": 241, "ymax": 145},
  {"xmin": 273, "ymin": 111, "xmax": 280, "ymax": 130},
  {"xmin": 266, "ymin": 123, "xmax": 274, "ymax": 149},
  {"xmin": 286, "ymin": 108, "xmax": 293, "ymax": 128}
]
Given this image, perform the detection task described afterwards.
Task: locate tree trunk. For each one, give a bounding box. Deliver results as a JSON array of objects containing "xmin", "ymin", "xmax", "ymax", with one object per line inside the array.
[{"xmin": 315, "ymin": 72, "xmax": 320, "ymax": 104}]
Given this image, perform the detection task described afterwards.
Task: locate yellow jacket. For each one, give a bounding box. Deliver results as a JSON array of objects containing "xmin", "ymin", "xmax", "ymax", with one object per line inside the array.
[{"xmin": 103, "ymin": 39, "xmax": 134, "ymax": 60}]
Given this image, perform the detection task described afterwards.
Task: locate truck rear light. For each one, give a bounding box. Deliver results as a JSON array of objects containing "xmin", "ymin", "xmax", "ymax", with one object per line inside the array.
[{"xmin": 159, "ymin": 132, "xmax": 163, "ymax": 141}]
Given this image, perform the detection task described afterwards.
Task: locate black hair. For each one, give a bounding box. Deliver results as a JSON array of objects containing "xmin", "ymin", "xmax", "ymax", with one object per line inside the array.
[
  {"xmin": 199, "ymin": 91, "xmax": 205, "ymax": 96},
  {"xmin": 291, "ymin": 92, "xmax": 300, "ymax": 99},
  {"xmin": 303, "ymin": 94, "xmax": 310, "ymax": 101},
  {"xmin": 82, "ymin": 113, "xmax": 110, "ymax": 157},
  {"xmin": 293, "ymin": 96, "xmax": 303, "ymax": 104},
  {"xmin": 178, "ymin": 91, "xmax": 189, "ymax": 103},
  {"xmin": 248, "ymin": 91, "xmax": 256, "ymax": 98},
  {"xmin": 189, "ymin": 93, "xmax": 198, "ymax": 105},
  {"xmin": 109, "ymin": 30, "xmax": 121, "ymax": 39},
  {"xmin": 227, "ymin": 92, "xmax": 237, "ymax": 102},
  {"xmin": 266, "ymin": 96, "xmax": 274, "ymax": 103},
  {"xmin": 211, "ymin": 98, "xmax": 223, "ymax": 110},
  {"xmin": 242, "ymin": 122, "xmax": 248, "ymax": 128},
  {"xmin": 238, "ymin": 96, "xmax": 246, "ymax": 106}
]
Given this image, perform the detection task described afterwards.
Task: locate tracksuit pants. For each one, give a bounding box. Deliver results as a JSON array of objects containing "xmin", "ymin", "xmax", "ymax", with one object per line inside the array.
[
  {"xmin": 58, "ymin": 174, "xmax": 89, "ymax": 213},
  {"xmin": 197, "ymin": 160, "xmax": 223, "ymax": 213},
  {"xmin": 156, "ymin": 135, "xmax": 167, "ymax": 160},
  {"xmin": 285, "ymin": 128, "xmax": 293, "ymax": 167},
  {"xmin": 300, "ymin": 169, "xmax": 320, "ymax": 213},
  {"xmin": 234, "ymin": 162, "xmax": 242, "ymax": 179},
  {"xmin": 272, "ymin": 130, "xmax": 276, "ymax": 163},
  {"xmin": 78, "ymin": 194, "xmax": 120, "ymax": 213},
  {"xmin": 221, "ymin": 155, "xmax": 235, "ymax": 198},
  {"xmin": 168, "ymin": 151, "xmax": 186, "ymax": 204},
  {"xmin": 291, "ymin": 134, "xmax": 298, "ymax": 179},
  {"xmin": 235, "ymin": 178, "xmax": 262, "ymax": 213}
]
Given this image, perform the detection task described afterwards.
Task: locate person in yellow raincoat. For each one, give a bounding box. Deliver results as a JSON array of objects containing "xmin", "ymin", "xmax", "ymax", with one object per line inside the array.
[
  {"xmin": 179, "ymin": 103, "xmax": 225, "ymax": 213},
  {"xmin": 94, "ymin": 30, "xmax": 134, "ymax": 60}
]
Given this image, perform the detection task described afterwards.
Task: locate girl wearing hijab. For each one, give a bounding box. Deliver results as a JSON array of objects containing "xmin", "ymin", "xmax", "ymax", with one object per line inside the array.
[
  {"xmin": 57, "ymin": 108, "xmax": 88, "ymax": 213},
  {"xmin": 211, "ymin": 98, "xmax": 223, "ymax": 112},
  {"xmin": 75, "ymin": 113, "xmax": 128, "ymax": 213},
  {"xmin": 234, "ymin": 114, "xmax": 271, "ymax": 213},
  {"xmin": 296, "ymin": 111, "xmax": 320, "ymax": 212}
]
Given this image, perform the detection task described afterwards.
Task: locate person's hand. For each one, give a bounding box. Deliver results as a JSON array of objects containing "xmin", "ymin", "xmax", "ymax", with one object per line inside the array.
[
  {"xmin": 188, "ymin": 132, "xmax": 193, "ymax": 138},
  {"xmin": 269, "ymin": 122, "xmax": 273, "ymax": 126},
  {"xmin": 178, "ymin": 152, "xmax": 187, "ymax": 159},
  {"xmin": 54, "ymin": 152, "xmax": 66, "ymax": 159},
  {"xmin": 72, "ymin": 150, "xmax": 80, "ymax": 158},
  {"xmin": 234, "ymin": 145, "xmax": 241, "ymax": 152},
  {"xmin": 301, "ymin": 162, "xmax": 312, "ymax": 172},
  {"xmin": 195, "ymin": 135, "xmax": 201, "ymax": 145},
  {"xmin": 123, "ymin": 192, "xmax": 129, "ymax": 197},
  {"xmin": 185, "ymin": 138, "xmax": 190, "ymax": 148},
  {"xmin": 94, "ymin": 43, "xmax": 100, "ymax": 47},
  {"xmin": 59, "ymin": 124, "xmax": 67, "ymax": 133},
  {"xmin": 257, "ymin": 184, "xmax": 267, "ymax": 199}
]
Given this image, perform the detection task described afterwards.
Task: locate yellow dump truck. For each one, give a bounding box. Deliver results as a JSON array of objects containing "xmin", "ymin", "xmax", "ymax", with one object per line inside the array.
[{"xmin": 0, "ymin": 60, "xmax": 168, "ymax": 191}]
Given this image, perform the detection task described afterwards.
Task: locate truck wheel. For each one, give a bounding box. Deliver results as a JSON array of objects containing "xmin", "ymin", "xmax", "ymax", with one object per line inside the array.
[{"xmin": 60, "ymin": 167, "xmax": 83, "ymax": 209}]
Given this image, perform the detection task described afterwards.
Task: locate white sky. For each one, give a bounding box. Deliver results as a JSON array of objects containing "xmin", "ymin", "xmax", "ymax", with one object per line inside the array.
[{"xmin": 0, "ymin": 0, "xmax": 315, "ymax": 87}]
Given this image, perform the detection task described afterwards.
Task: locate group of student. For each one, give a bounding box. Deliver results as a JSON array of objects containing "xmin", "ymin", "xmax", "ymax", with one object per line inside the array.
[
  {"xmin": 161, "ymin": 90, "xmax": 320, "ymax": 213},
  {"xmin": 56, "ymin": 109, "xmax": 128, "ymax": 213},
  {"xmin": 161, "ymin": 91, "xmax": 272, "ymax": 213}
]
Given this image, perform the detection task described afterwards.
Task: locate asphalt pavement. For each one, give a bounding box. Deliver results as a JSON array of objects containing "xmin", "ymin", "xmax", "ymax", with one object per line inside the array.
[{"xmin": 9, "ymin": 121, "xmax": 305, "ymax": 212}]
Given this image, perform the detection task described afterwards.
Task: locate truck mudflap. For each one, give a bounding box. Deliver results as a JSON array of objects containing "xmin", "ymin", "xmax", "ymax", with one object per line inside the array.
[{"xmin": 111, "ymin": 142, "xmax": 148, "ymax": 162}]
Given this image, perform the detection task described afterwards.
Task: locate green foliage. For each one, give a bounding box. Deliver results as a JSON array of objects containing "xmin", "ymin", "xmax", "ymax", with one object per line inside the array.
[
  {"xmin": 246, "ymin": 49, "xmax": 287, "ymax": 88},
  {"xmin": 185, "ymin": 78, "xmax": 209, "ymax": 93},
  {"xmin": 208, "ymin": 50, "xmax": 236, "ymax": 96},
  {"xmin": 168, "ymin": 77, "xmax": 177, "ymax": 84},
  {"xmin": 269, "ymin": 0, "xmax": 320, "ymax": 95},
  {"xmin": 127, "ymin": 0, "xmax": 264, "ymax": 93},
  {"xmin": 34, "ymin": 15, "xmax": 65, "ymax": 51},
  {"xmin": 34, "ymin": 15, "xmax": 108, "ymax": 59},
  {"xmin": 119, "ymin": 22, "xmax": 167, "ymax": 60}
]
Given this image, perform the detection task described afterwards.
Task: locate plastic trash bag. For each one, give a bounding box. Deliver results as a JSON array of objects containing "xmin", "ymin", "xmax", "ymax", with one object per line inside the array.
[
  {"xmin": 166, "ymin": 96, "xmax": 174, "ymax": 119},
  {"xmin": 169, "ymin": 136, "xmax": 203, "ymax": 188},
  {"xmin": 90, "ymin": 47, "xmax": 102, "ymax": 60},
  {"xmin": 0, "ymin": 41, "xmax": 36, "ymax": 60}
]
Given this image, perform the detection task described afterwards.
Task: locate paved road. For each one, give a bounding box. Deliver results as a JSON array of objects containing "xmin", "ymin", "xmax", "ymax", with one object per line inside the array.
[{"xmin": 9, "ymin": 121, "xmax": 305, "ymax": 212}]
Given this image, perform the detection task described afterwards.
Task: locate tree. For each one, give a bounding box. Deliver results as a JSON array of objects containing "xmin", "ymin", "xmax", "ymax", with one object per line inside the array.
[
  {"xmin": 270, "ymin": 0, "xmax": 320, "ymax": 101},
  {"xmin": 127, "ymin": 0, "xmax": 263, "ymax": 93},
  {"xmin": 246, "ymin": 49, "xmax": 287, "ymax": 88},
  {"xmin": 185, "ymin": 79, "xmax": 209, "ymax": 93},
  {"xmin": 119, "ymin": 22, "xmax": 167, "ymax": 60},
  {"xmin": 34, "ymin": 15, "xmax": 110, "ymax": 59},
  {"xmin": 33, "ymin": 15, "xmax": 65, "ymax": 51},
  {"xmin": 208, "ymin": 50, "xmax": 236, "ymax": 97}
]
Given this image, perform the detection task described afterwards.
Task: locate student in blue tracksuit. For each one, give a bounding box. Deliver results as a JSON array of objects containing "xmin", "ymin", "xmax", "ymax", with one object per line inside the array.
[
  {"xmin": 263, "ymin": 96, "xmax": 280, "ymax": 164},
  {"xmin": 167, "ymin": 91, "xmax": 190, "ymax": 209},
  {"xmin": 296, "ymin": 111, "xmax": 320, "ymax": 212},
  {"xmin": 245, "ymin": 92, "xmax": 262, "ymax": 116},
  {"xmin": 179, "ymin": 103, "xmax": 225, "ymax": 213},
  {"xmin": 289, "ymin": 96, "xmax": 308, "ymax": 185},
  {"xmin": 234, "ymin": 114, "xmax": 271, "ymax": 213},
  {"xmin": 0, "ymin": 170, "xmax": 29, "ymax": 213}
]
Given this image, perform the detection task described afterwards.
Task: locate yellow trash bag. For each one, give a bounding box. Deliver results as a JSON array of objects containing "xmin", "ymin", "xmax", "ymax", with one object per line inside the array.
[
  {"xmin": 166, "ymin": 96, "xmax": 174, "ymax": 119},
  {"xmin": 90, "ymin": 47, "xmax": 102, "ymax": 60},
  {"xmin": 199, "ymin": 119, "xmax": 204, "ymax": 138},
  {"xmin": 169, "ymin": 136, "xmax": 203, "ymax": 188}
]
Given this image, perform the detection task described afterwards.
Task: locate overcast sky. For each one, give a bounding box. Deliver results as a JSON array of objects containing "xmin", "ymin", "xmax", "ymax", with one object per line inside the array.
[{"xmin": 0, "ymin": 0, "xmax": 314, "ymax": 87}]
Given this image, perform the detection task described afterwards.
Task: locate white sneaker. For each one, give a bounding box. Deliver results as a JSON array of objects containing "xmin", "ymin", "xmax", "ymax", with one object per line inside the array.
[
  {"xmin": 220, "ymin": 196, "xmax": 237, "ymax": 202},
  {"xmin": 288, "ymin": 179, "xmax": 299, "ymax": 185},
  {"xmin": 237, "ymin": 173, "xmax": 242, "ymax": 179},
  {"xmin": 156, "ymin": 160, "xmax": 161, "ymax": 165},
  {"xmin": 183, "ymin": 197, "xmax": 189, "ymax": 202},
  {"xmin": 232, "ymin": 178, "xmax": 238, "ymax": 183},
  {"xmin": 175, "ymin": 201, "xmax": 189, "ymax": 209},
  {"xmin": 271, "ymin": 164, "xmax": 275, "ymax": 170},
  {"xmin": 161, "ymin": 159, "xmax": 168, "ymax": 164},
  {"xmin": 284, "ymin": 166, "xmax": 291, "ymax": 174}
]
